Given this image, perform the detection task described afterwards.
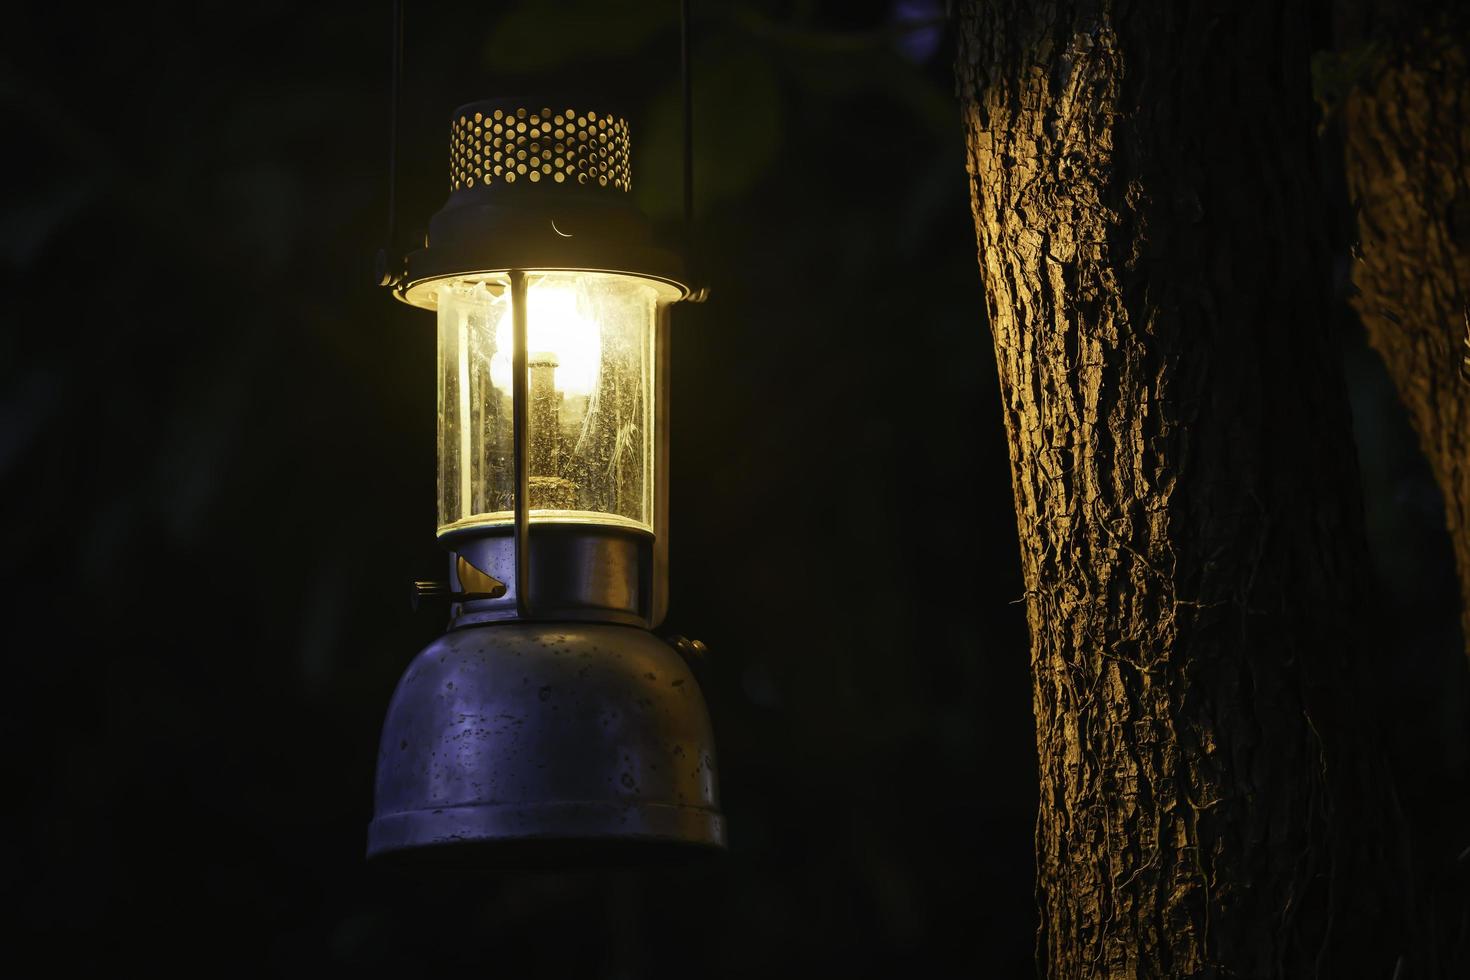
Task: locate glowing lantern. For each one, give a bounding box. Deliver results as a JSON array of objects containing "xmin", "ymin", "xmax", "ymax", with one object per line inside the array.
[{"xmin": 366, "ymin": 99, "xmax": 723, "ymax": 864}]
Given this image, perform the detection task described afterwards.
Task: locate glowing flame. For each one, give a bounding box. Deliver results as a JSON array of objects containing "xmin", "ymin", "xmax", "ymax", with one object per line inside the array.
[{"xmin": 489, "ymin": 281, "xmax": 602, "ymax": 397}]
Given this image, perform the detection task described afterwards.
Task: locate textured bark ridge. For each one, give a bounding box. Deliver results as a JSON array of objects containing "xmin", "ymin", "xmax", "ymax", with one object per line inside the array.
[
  {"xmin": 1340, "ymin": 30, "xmax": 1470, "ymax": 659},
  {"xmin": 956, "ymin": 2, "xmax": 1409, "ymax": 976}
]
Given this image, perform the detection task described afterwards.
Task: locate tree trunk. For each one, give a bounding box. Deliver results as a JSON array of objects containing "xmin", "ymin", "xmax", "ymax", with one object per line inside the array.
[
  {"xmin": 955, "ymin": 2, "xmax": 1413, "ymax": 976},
  {"xmin": 1337, "ymin": 14, "xmax": 1470, "ymax": 660}
]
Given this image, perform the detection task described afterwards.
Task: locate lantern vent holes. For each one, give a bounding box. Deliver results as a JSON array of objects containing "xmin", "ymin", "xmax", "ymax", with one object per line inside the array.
[{"xmin": 449, "ymin": 106, "xmax": 631, "ymax": 194}]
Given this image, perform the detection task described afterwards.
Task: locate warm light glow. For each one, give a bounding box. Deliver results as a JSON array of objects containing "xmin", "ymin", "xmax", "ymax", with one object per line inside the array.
[
  {"xmin": 431, "ymin": 270, "xmax": 669, "ymax": 535},
  {"xmin": 489, "ymin": 281, "xmax": 603, "ymax": 396}
]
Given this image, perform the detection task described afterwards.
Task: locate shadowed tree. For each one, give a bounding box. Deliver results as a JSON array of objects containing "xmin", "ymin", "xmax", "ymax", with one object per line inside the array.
[
  {"xmin": 955, "ymin": 1, "xmax": 1431, "ymax": 975},
  {"xmin": 1329, "ymin": 1, "xmax": 1470, "ymax": 660}
]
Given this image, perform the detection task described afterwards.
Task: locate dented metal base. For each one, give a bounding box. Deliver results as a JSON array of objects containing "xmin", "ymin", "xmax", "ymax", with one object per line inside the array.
[{"xmin": 367, "ymin": 623, "xmax": 724, "ymax": 863}]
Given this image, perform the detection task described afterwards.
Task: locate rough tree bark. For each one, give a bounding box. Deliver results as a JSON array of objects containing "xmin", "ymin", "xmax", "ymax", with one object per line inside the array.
[
  {"xmin": 955, "ymin": 2, "xmax": 1415, "ymax": 976},
  {"xmin": 1335, "ymin": 7, "xmax": 1470, "ymax": 659}
]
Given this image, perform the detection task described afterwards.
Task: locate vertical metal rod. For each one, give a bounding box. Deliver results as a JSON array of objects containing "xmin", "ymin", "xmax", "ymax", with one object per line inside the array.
[
  {"xmin": 510, "ymin": 270, "xmax": 532, "ymax": 617},
  {"xmin": 457, "ymin": 307, "xmax": 471, "ymax": 517},
  {"xmin": 650, "ymin": 306, "xmax": 672, "ymax": 627}
]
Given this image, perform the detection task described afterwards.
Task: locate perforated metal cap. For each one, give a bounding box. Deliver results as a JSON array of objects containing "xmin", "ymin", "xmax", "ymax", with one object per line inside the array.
[
  {"xmin": 450, "ymin": 100, "xmax": 631, "ymax": 193},
  {"xmin": 393, "ymin": 96, "xmax": 686, "ymax": 304}
]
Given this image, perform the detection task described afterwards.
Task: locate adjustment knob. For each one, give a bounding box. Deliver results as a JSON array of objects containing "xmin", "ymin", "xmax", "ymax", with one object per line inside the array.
[{"xmin": 410, "ymin": 580, "xmax": 448, "ymax": 612}]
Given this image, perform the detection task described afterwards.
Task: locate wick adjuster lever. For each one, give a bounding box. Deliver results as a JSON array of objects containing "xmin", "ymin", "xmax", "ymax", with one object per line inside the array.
[{"xmin": 409, "ymin": 555, "xmax": 508, "ymax": 612}]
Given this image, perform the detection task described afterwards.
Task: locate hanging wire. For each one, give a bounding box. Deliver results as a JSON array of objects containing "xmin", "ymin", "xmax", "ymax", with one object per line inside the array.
[
  {"xmin": 680, "ymin": 0, "xmax": 707, "ymax": 301},
  {"xmin": 681, "ymin": 0, "xmax": 692, "ymax": 246},
  {"xmin": 375, "ymin": 0, "xmax": 405, "ymax": 287}
]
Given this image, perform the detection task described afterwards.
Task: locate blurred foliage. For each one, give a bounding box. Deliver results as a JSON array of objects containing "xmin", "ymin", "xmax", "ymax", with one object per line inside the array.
[
  {"xmin": 484, "ymin": 0, "xmax": 672, "ymax": 72},
  {"xmin": 1, "ymin": 1, "xmax": 1036, "ymax": 974},
  {"xmin": 1310, "ymin": 41, "xmax": 1386, "ymax": 120},
  {"xmin": 637, "ymin": 44, "xmax": 785, "ymax": 216}
]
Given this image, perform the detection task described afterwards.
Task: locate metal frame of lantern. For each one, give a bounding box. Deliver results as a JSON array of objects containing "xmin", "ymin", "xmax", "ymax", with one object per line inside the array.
[{"xmin": 366, "ymin": 3, "xmax": 724, "ymax": 865}]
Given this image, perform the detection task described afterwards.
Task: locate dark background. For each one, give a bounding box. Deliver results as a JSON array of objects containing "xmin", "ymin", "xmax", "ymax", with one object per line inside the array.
[{"xmin": 2, "ymin": 1, "xmax": 1463, "ymax": 975}]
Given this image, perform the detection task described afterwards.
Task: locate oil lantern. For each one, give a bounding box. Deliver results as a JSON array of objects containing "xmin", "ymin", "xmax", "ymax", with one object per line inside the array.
[{"xmin": 366, "ymin": 97, "xmax": 724, "ymax": 863}]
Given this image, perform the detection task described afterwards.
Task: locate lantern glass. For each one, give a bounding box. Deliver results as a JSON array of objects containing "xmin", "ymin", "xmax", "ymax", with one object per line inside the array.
[{"xmin": 431, "ymin": 270, "xmax": 676, "ymax": 536}]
